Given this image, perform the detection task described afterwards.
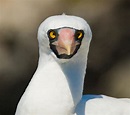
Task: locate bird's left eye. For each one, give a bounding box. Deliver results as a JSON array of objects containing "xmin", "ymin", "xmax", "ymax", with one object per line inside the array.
[
  {"xmin": 48, "ymin": 30, "xmax": 57, "ymax": 39},
  {"xmin": 75, "ymin": 30, "xmax": 84, "ymax": 39}
]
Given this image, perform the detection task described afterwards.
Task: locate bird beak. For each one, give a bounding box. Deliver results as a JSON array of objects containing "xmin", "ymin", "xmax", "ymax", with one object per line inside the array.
[
  {"xmin": 49, "ymin": 27, "xmax": 83, "ymax": 59},
  {"xmin": 52, "ymin": 28, "xmax": 78, "ymax": 56},
  {"xmin": 64, "ymin": 44, "xmax": 74, "ymax": 55}
]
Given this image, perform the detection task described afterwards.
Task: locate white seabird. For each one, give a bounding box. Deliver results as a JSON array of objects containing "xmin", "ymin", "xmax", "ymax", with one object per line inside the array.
[{"xmin": 15, "ymin": 14, "xmax": 130, "ymax": 115}]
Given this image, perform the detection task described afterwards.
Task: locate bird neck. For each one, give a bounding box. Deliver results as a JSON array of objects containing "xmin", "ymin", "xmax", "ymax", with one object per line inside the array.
[
  {"xmin": 25, "ymin": 52, "xmax": 87, "ymax": 115},
  {"xmin": 60, "ymin": 57, "xmax": 87, "ymax": 105}
]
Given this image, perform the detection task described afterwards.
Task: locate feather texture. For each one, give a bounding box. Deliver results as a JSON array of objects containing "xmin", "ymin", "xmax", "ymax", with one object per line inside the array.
[{"xmin": 15, "ymin": 14, "xmax": 130, "ymax": 115}]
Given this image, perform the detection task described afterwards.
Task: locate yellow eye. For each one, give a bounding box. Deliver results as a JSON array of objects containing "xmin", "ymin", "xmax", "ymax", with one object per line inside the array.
[
  {"xmin": 76, "ymin": 31, "xmax": 83, "ymax": 39},
  {"xmin": 49, "ymin": 30, "xmax": 56, "ymax": 39}
]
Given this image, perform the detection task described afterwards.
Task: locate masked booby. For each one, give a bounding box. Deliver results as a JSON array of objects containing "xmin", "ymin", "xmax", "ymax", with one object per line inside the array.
[{"xmin": 15, "ymin": 14, "xmax": 130, "ymax": 115}]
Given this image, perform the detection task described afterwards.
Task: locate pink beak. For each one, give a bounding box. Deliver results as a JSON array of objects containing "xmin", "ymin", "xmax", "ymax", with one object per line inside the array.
[{"xmin": 52, "ymin": 28, "xmax": 78, "ymax": 55}]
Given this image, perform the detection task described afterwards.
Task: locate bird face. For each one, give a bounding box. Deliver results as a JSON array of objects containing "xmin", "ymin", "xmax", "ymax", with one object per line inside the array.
[
  {"xmin": 38, "ymin": 14, "xmax": 92, "ymax": 61},
  {"xmin": 47, "ymin": 27, "xmax": 84, "ymax": 59}
]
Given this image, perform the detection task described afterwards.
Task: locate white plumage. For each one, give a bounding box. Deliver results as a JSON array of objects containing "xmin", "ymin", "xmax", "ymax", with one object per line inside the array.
[{"xmin": 15, "ymin": 14, "xmax": 130, "ymax": 115}]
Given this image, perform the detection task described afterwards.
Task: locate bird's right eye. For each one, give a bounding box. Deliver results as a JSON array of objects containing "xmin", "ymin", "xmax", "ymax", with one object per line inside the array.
[{"xmin": 48, "ymin": 30, "xmax": 57, "ymax": 39}]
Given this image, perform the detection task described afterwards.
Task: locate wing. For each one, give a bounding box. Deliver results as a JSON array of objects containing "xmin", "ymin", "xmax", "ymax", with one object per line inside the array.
[{"xmin": 75, "ymin": 94, "xmax": 130, "ymax": 115}]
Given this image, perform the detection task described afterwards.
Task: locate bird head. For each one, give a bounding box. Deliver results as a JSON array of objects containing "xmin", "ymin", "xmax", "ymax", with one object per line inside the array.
[{"xmin": 37, "ymin": 14, "xmax": 92, "ymax": 63}]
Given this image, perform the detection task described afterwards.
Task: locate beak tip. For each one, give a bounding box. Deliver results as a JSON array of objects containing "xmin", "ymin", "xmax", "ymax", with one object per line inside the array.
[{"xmin": 65, "ymin": 45, "xmax": 72, "ymax": 55}]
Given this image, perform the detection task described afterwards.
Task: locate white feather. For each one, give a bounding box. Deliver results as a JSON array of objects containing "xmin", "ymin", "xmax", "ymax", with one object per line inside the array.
[
  {"xmin": 15, "ymin": 14, "xmax": 91, "ymax": 115},
  {"xmin": 15, "ymin": 14, "xmax": 130, "ymax": 115}
]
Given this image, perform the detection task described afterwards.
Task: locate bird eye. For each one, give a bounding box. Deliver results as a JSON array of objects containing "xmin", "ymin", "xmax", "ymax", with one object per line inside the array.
[
  {"xmin": 76, "ymin": 30, "xmax": 84, "ymax": 39},
  {"xmin": 48, "ymin": 30, "xmax": 57, "ymax": 39}
]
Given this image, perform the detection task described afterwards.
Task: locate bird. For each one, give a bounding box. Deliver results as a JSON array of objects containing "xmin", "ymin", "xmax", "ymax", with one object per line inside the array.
[{"xmin": 15, "ymin": 14, "xmax": 130, "ymax": 115}]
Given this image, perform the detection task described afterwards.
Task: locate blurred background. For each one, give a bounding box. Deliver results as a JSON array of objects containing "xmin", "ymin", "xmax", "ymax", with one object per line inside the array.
[{"xmin": 0, "ymin": 0, "xmax": 130, "ymax": 114}]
